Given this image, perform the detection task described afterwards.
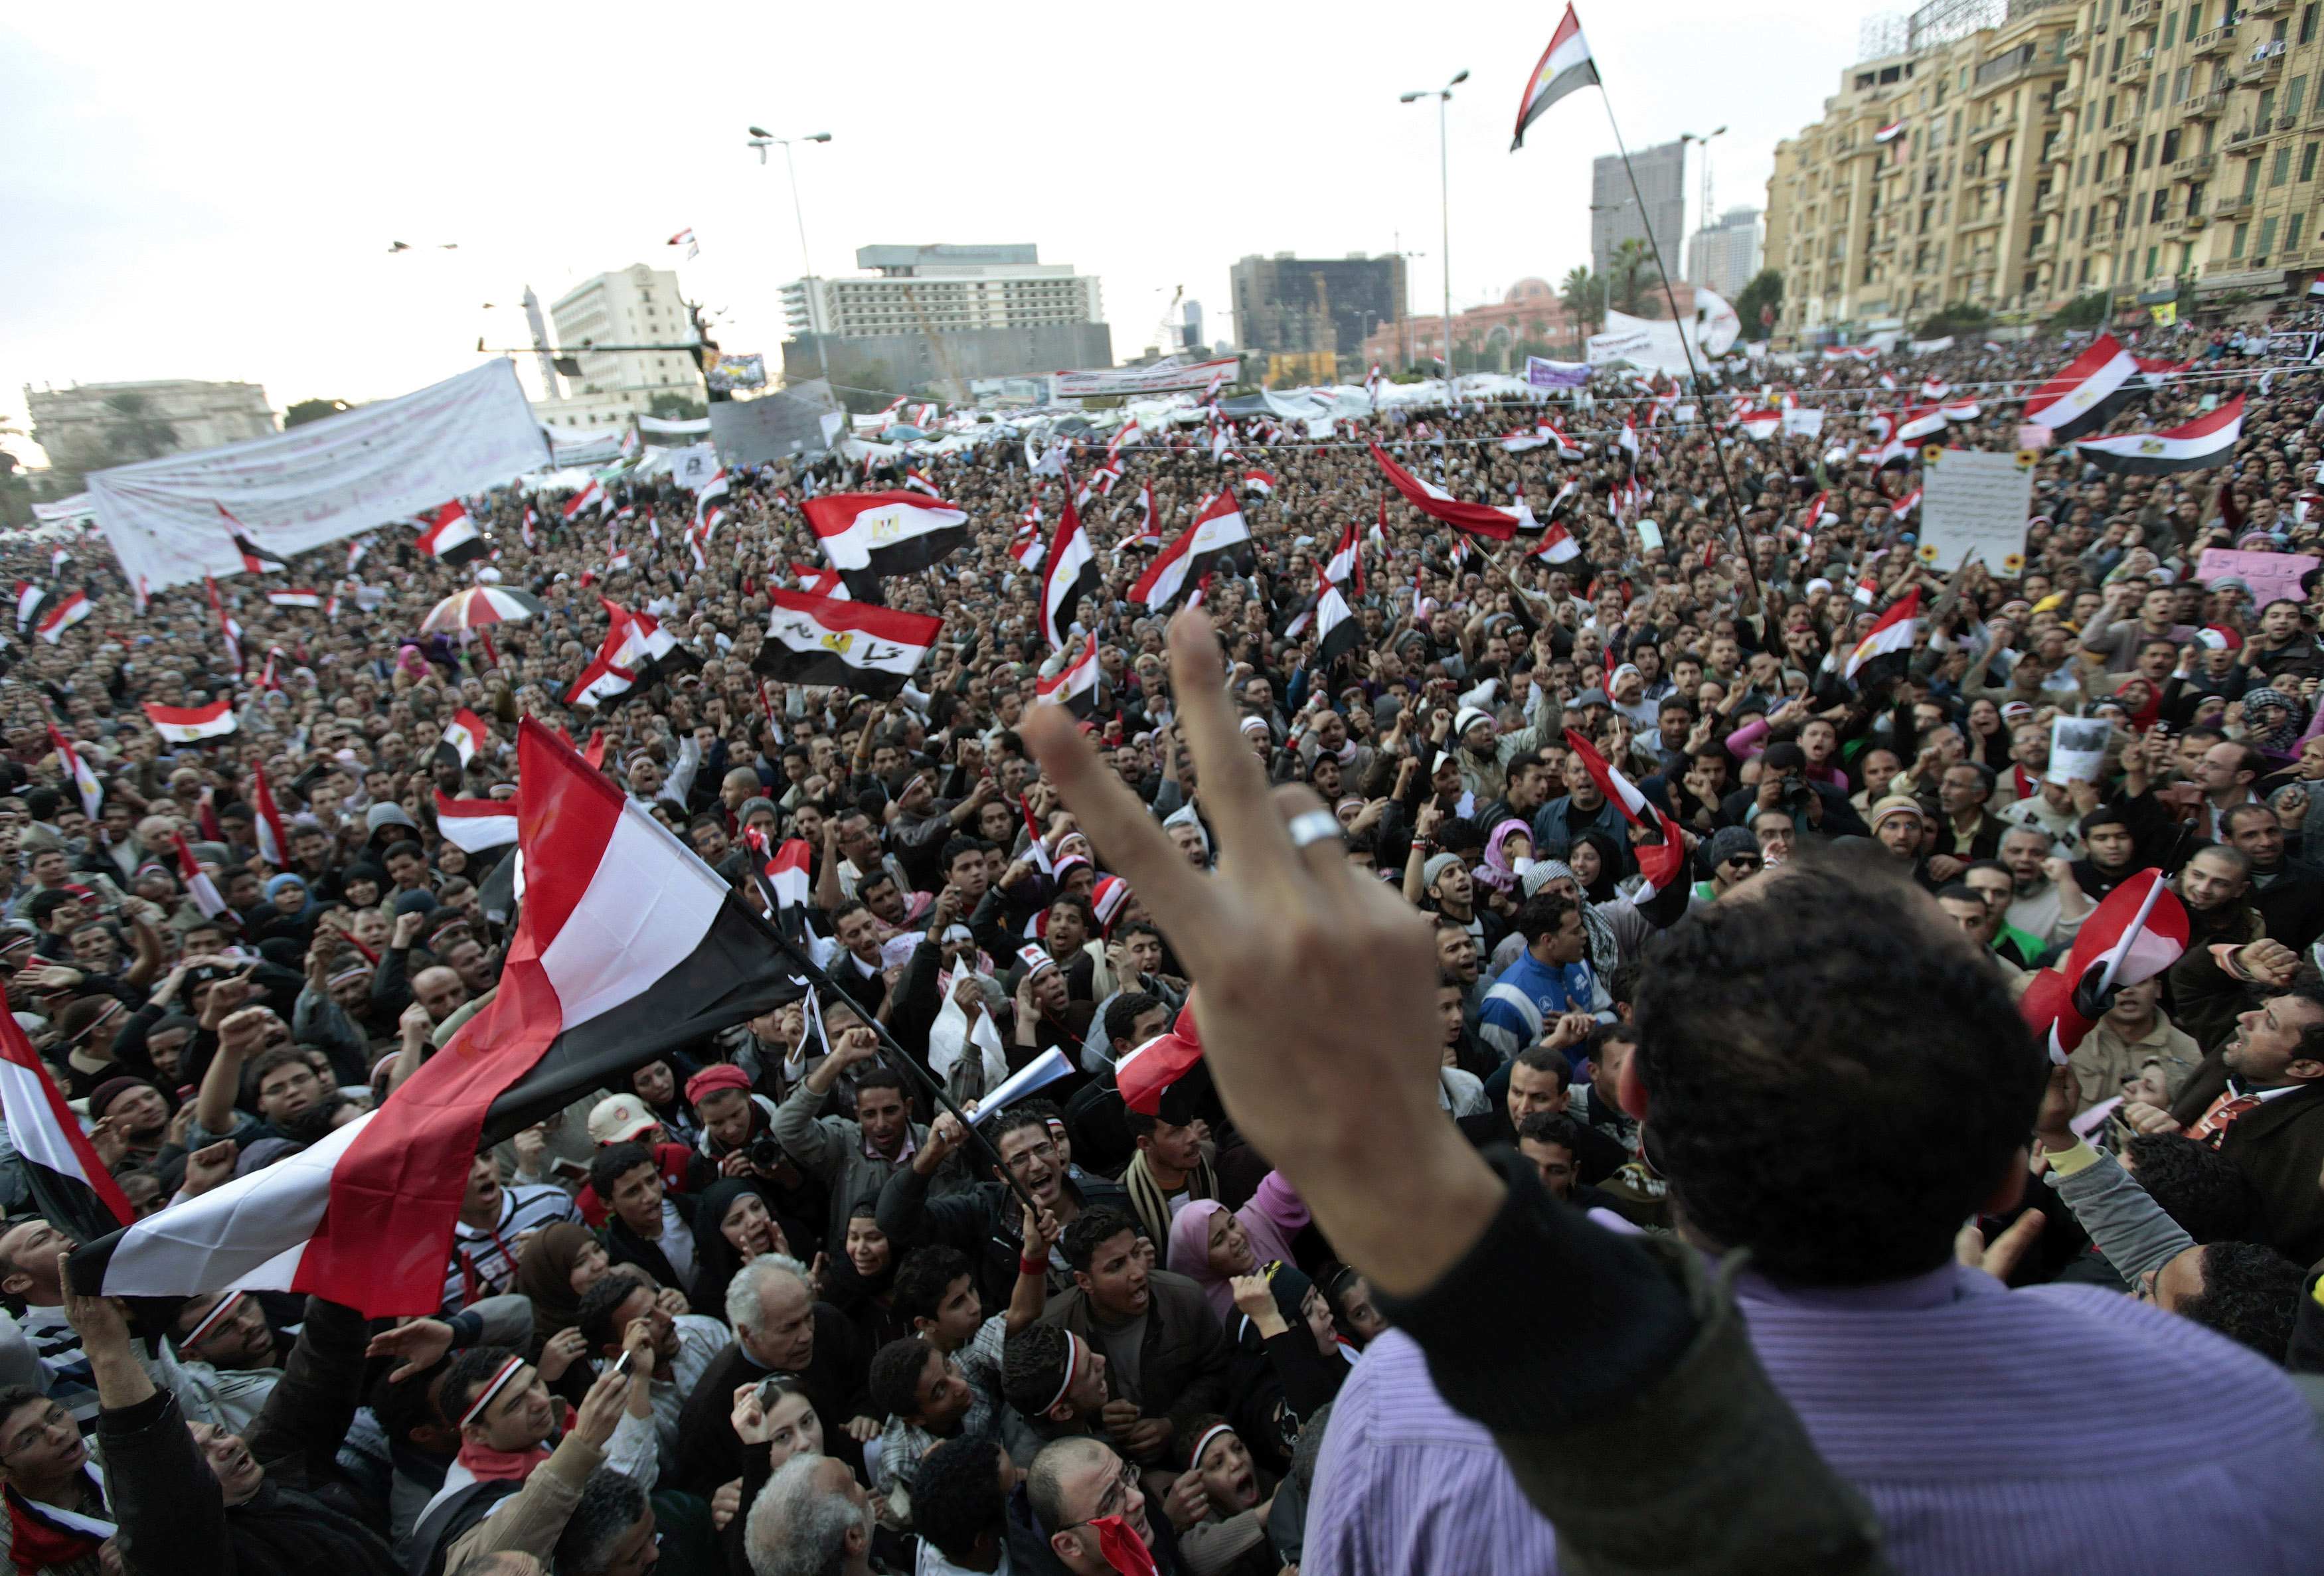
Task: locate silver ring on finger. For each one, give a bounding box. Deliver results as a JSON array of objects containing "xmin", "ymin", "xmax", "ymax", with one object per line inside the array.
[{"xmin": 1287, "ymin": 810, "xmax": 1343, "ymax": 850}]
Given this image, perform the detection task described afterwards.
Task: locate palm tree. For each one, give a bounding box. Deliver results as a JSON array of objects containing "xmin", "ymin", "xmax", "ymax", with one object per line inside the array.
[
  {"xmin": 99, "ymin": 392, "xmax": 178, "ymax": 463},
  {"xmin": 1558, "ymin": 267, "xmax": 1605, "ymax": 338},
  {"xmin": 1607, "ymin": 240, "xmax": 1661, "ymax": 319}
]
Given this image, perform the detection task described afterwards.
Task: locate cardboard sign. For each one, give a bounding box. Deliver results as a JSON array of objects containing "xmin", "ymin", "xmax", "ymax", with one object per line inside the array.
[
  {"xmin": 2197, "ymin": 548, "xmax": 2320, "ymax": 605},
  {"xmin": 1917, "ymin": 446, "xmax": 2035, "ymax": 574}
]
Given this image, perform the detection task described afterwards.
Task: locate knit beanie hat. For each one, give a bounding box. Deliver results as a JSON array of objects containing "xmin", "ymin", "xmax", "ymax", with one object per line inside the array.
[{"xmin": 1703, "ymin": 827, "xmax": 1760, "ymax": 868}]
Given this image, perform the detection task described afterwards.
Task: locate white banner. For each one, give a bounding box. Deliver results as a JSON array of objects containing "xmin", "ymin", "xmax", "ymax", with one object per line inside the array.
[
  {"xmin": 1053, "ymin": 358, "xmax": 1240, "ymax": 399},
  {"xmin": 87, "ymin": 361, "xmax": 548, "ymax": 593},
  {"xmin": 1916, "ymin": 446, "xmax": 2034, "ymax": 574},
  {"xmin": 638, "ymin": 413, "xmax": 713, "ymax": 435},
  {"xmin": 664, "ymin": 444, "xmax": 721, "ymax": 490},
  {"xmin": 1782, "ymin": 406, "xmax": 1826, "ymax": 437},
  {"xmin": 1584, "ymin": 310, "xmax": 1730, "ymax": 378}
]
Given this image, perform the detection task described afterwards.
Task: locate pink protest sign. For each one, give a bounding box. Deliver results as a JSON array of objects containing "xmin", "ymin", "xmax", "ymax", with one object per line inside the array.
[{"xmin": 2197, "ymin": 548, "xmax": 2319, "ymax": 605}]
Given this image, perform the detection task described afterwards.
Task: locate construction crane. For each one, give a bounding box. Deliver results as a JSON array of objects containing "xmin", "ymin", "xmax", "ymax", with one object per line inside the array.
[
  {"xmin": 1154, "ymin": 285, "xmax": 1185, "ymax": 355},
  {"xmin": 898, "ymin": 282, "xmax": 965, "ymax": 404}
]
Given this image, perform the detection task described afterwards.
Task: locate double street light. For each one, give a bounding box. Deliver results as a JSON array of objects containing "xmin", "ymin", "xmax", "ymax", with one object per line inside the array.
[{"xmin": 748, "ymin": 127, "xmax": 834, "ymax": 382}]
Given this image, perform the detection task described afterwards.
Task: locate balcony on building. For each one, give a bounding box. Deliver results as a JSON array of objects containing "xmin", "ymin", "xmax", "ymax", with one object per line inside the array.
[
  {"xmin": 2214, "ymin": 191, "xmax": 2256, "ymax": 218},
  {"xmin": 2191, "ymin": 26, "xmax": 2236, "ymax": 58},
  {"xmin": 2239, "ymin": 41, "xmax": 2288, "ymax": 85},
  {"xmin": 2170, "ymin": 151, "xmax": 2218, "ymax": 179}
]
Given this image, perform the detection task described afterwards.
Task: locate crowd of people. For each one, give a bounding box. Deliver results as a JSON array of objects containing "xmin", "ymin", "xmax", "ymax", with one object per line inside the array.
[{"xmin": 5, "ymin": 296, "xmax": 2324, "ymax": 1575}]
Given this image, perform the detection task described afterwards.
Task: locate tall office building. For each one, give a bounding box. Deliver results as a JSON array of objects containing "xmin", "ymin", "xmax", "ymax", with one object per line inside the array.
[
  {"xmin": 1592, "ymin": 139, "xmax": 1689, "ymax": 278},
  {"xmin": 1228, "ymin": 254, "xmax": 1408, "ymax": 364},
  {"xmin": 1687, "ymin": 206, "xmax": 1766, "ymax": 295}
]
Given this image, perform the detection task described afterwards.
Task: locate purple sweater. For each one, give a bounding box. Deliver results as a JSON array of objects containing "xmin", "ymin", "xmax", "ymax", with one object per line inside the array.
[{"xmin": 1307, "ymin": 1259, "xmax": 2324, "ymax": 1574}]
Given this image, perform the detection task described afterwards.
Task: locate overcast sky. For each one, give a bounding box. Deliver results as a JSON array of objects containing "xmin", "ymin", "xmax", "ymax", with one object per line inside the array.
[{"xmin": 3, "ymin": 0, "xmax": 1901, "ymax": 470}]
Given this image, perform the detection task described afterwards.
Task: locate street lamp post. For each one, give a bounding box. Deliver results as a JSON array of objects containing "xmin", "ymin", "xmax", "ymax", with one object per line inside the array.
[
  {"xmin": 1401, "ymin": 70, "xmax": 1467, "ymax": 404},
  {"xmin": 748, "ymin": 127, "xmax": 834, "ymax": 383},
  {"xmin": 1680, "ymin": 127, "xmax": 1728, "ymax": 289}
]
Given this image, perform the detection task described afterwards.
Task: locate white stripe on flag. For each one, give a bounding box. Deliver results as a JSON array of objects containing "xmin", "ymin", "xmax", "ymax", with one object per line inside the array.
[{"xmin": 533, "ymin": 800, "xmax": 726, "ymax": 1026}]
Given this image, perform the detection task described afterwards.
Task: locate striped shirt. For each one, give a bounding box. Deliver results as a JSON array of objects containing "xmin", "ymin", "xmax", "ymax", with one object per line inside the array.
[
  {"xmin": 19, "ymin": 1306, "xmax": 98, "ymax": 1433},
  {"xmin": 1308, "ymin": 1261, "xmax": 2324, "ymax": 1575},
  {"xmin": 442, "ymin": 1184, "xmax": 581, "ymax": 1312}
]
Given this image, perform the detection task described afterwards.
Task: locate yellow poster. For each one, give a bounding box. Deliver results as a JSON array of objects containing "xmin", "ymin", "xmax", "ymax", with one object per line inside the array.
[{"xmin": 2150, "ymin": 301, "xmax": 2178, "ymax": 327}]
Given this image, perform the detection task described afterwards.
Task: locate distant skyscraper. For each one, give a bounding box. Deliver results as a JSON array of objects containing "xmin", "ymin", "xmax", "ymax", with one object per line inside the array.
[
  {"xmin": 1182, "ymin": 299, "xmax": 1205, "ymax": 351},
  {"xmin": 1687, "ymin": 207, "xmax": 1764, "ymax": 297},
  {"xmin": 1591, "ymin": 139, "xmax": 1687, "ymax": 281},
  {"xmin": 1228, "ymin": 254, "xmax": 1407, "ymax": 361}
]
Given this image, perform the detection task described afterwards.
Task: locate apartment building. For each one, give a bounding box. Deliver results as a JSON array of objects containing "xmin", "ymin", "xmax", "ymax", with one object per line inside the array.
[{"xmin": 1764, "ymin": 0, "xmax": 2324, "ymax": 341}]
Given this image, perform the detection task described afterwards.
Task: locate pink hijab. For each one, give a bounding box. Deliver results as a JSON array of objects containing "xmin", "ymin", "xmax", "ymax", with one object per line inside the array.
[{"xmin": 1165, "ymin": 1196, "xmax": 1299, "ymax": 1321}]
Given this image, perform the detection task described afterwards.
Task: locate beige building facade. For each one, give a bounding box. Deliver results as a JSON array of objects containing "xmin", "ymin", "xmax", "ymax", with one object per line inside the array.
[{"xmin": 1764, "ymin": 0, "xmax": 2324, "ymax": 340}]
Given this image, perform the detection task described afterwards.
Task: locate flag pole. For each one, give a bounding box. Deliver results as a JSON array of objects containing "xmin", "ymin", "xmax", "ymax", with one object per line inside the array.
[
  {"xmin": 1594, "ymin": 88, "xmax": 1762, "ymax": 604},
  {"xmin": 741, "ymin": 850, "xmax": 1046, "ymax": 1227}
]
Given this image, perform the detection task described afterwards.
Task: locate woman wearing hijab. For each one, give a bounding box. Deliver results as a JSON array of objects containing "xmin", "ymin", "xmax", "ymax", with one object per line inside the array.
[
  {"xmin": 252, "ymin": 873, "xmax": 316, "ymax": 948},
  {"xmin": 2240, "ymin": 685, "xmax": 2315, "ymax": 768},
  {"xmin": 819, "ymin": 1202, "xmax": 910, "ymax": 1354},
  {"xmin": 688, "ymin": 1178, "xmax": 810, "ymax": 1320},
  {"xmin": 1220, "ymin": 1261, "xmax": 1356, "ymax": 1472},
  {"xmin": 1163, "ymin": 1172, "xmax": 1312, "ymax": 1323},
  {"xmin": 1565, "ymin": 830, "xmax": 1625, "ymax": 906},
  {"xmin": 513, "ymin": 1223, "xmax": 607, "ymax": 1403}
]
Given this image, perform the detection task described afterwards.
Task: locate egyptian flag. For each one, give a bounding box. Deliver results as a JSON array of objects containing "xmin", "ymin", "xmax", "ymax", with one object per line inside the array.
[
  {"xmin": 434, "ymin": 790, "xmax": 519, "ymax": 852},
  {"xmin": 45, "ymin": 728, "xmax": 101, "ymax": 820},
  {"xmin": 904, "ymin": 468, "xmax": 940, "ymax": 497},
  {"xmin": 1920, "ymin": 378, "xmax": 1950, "ymax": 400},
  {"xmin": 789, "ymin": 563, "xmax": 851, "ymax": 599},
  {"xmin": 2, "ymin": 1468, "xmax": 116, "ymax": 1574},
  {"xmin": 1037, "ymin": 643, "xmax": 1101, "ymax": 719},
  {"xmin": 1041, "ymin": 497, "xmax": 1099, "ymax": 649},
  {"xmin": 347, "ymin": 537, "xmax": 371, "ymax": 574},
  {"xmin": 144, "ymin": 698, "xmax": 236, "ymax": 743},
  {"xmin": 70, "ymin": 722, "xmax": 806, "ymax": 1317},
  {"xmin": 1890, "ymin": 486, "xmax": 1922, "ymax": 520},
  {"xmin": 1940, "ymin": 396, "xmax": 1982, "ymax": 422},
  {"xmin": 1367, "ymin": 442, "xmax": 1524, "ymax": 540},
  {"xmin": 1738, "ymin": 408, "xmax": 1781, "ymax": 441},
  {"xmin": 2310, "ymin": 272, "xmax": 2324, "ymax": 300},
  {"xmin": 1019, "ymin": 793, "xmax": 1055, "ymax": 878},
  {"xmin": 1874, "ymin": 119, "xmax": 1906, "ymax": 143},
  {"xmin": 608, "ymin": 599, "xmax": 702, "ymax": 686},
  {"xmin": 1533, "ymin": 520, "xmax": 1581, "ymax": 564},
  {"xmin": 1561, "ymin": 729, "xmax": 1687, "ymax": 895},
  {"xmin": 247, "ymin": 761, "xmax": 290, "ymax": 867},
  {"xmin": 563, "ymin": 625, "xmax": 639, "ymax": 711},
  {"xmin": 48, "ymin": 547, "xmax": 68, "ymax": 577},
  {"xmin": 806, "ymin": 491, "xmax": 967, "ymax": 586},
  {"xmin": 1009, "ymin": 516, "xmax": 1046, "ymax": 574},
  {"xmin": 437, "ymin": 708, "xmax": 487, "ymax": 771},
  {"xmin": 2022, "ymin": 333, "xmax": 2139, "ymax": 441},
  {"xmin": 1843, "ymin": 587, "xmax": 1920, "ymax": 684},
  {"xmin": 562, "ymin": 477, "xmax": 609, "ymax": 522},
  {"xmin": 171, "ymin": 831, "xmax": 227, "ymax": 919},
  {"xmin": 1801, "ymin": 492, "xmax": 1830, "ymax": 538},
  {"xmin": 33, "ymin": 590, "xmax": 89, "ymax": 646},
  {"xmin": 1119, "ymin": 996, "xmax": 1214, "ymax": 1125},
  {"xmin": 416, "ymin": 501, "xmax": 487, "ymax": 566},
  {"xmin": 750, "ymin": 590, "xmax": 941, "ymax": 698},
  {"xmin": 1130, "ymin": 491, "xmax": 1251, "ymax": 612},
  {"xmin": 216, "ymin": 504, "xmax": 288, "ymax": 575},
  {"xmin": 1241, "ymin": 469, "xmax": 1276, "ymax": 498},
  {"xmin": 1511, "ymin": 3, "xmax": 1598, "ymax": 150},
  {"xmin": 757, "ymin": 833, "xmax": 813, "ymax": 912},
  {"xmin": 11, "ymin": 582, "xmax": 48, "ymax": 634},
  {"xmin": 265, "ymin": 588, "xmax": 323, "ymax": 609},
  {"xmin": 2074, "ymin": 396, "xmax": 2244, "ymax": 475},
  {"xmin": 0, "ymin": 993, "xmax": 133, "ymax": 1243},
  {"xmin": 2019, "ymin": 870, "xmax": 2189, "ymax": 1065},
  {"xmin": 1125, "ymin": 483, "xmax": 1165, "ymax": 551},
  {"xmin": 1323, "ymin": 516, "xmax": 1363, "ymax": 593},
  {"xmin": 521, "ymin": 507, "xmax": 537, "ymax": 549},
  {"xmin": 1313, "ymin": 583, "xmax": 1362, "ymax": 672}
]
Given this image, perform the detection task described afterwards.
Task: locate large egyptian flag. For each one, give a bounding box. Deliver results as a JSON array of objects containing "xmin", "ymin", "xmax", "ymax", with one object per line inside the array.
[
  {"xmin": 1369, "ymin": 442, "xmax": 1527, "ymax": 540},
  {"xmin": 1040, "ymin": 495, "xmax": 1100, "ymax": 649},
  {"xmin": 0, "ymin": 990, "xmax": 133, "ymax": 1244},
  {"xmin": 1130, "ymin": 492, "xmax": 1252, "ymax": 613},
  {"xmin": 2074, "ymin": 396, "xmax": 2244, "ymax": 475},
  {"xmin": 35, "ymin": 591, "xmax": 91, "ymax": 645},
  {"xmin": 433, "ymin": 790, "xmax": 520, "ymax": 852},
  {"xmin": 1843, "ymin": 587, "xmax": 1920, "ymax": 685},
  {"xmin": 751, "ymin": 590, "xmax": 942, "ymax": 698},
  {"xmin": 1511, "ymin": 4, "xmax": 1598, "ymax": 151},
  {"xmin": 805, "ymin": 491, "xmax": 968, "ymax": 593},
  {"xmin": 70, "ymin": 722, "xmax": 805, "ymax": 1316},
  {"xmin": 2021, "ymin": 333, "xmax": 2139, "ymax": 441},
  {"xmin": 1036, "ymin": 643, "xmax": 1102, "ymax": 719},
  {"xmin": 562, "ymin": 623, "xmax": 640, "ymax": 711}
]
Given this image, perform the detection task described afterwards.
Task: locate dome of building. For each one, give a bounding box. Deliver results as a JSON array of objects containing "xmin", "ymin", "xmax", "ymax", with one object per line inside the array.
[{"xmin": 1505, "ymin": 277, "xmax": 1555, "ymax": 304}]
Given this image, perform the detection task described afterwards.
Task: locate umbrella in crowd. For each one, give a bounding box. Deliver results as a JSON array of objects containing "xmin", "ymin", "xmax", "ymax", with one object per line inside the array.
[{"xmin": 418, "ymin": 585, "xmax": 545, "ymax": 635}]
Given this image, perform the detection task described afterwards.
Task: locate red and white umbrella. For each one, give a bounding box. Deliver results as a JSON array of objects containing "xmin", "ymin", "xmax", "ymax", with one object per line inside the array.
[{"xmin": 419, "ymin": 586, "xmax": 545, "ymax": 635}]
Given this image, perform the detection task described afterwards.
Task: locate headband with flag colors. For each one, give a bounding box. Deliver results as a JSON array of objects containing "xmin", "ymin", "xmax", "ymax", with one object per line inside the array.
[
  {"xmin": 35, "ymin": 591, "xmax": 90, "ymax": 645},
  {"xmin": 143, "ymin": 698, "xmax": 236, "ymax": 743},
  {"xmin": 1367, "ymin": 441, "xmax": 1525, "ymax": 540},
  {"xmin": 249, "ymin": 761, "xmax": 290, "ymax": 866},
  {"xmin": 0, "ymin": 985, "xmax": 135, "ymax": 1243},
  {"xmin": 1040, "ymin": 493, "xmax": 1098, "ymax": 649},
  {"xmin": 72, "ymin": 722, "xmax": 807, "ymax": 1316},
  {"xmin": 433, "ymin": 789, "xmax": 520, "ymax": 852},
  {"xmin": 750, "ymin": 590, "xmax": 941, "ymax": 697},
  {"xmin": 2019, "ymin": 870, "xmax": 2189, "ymax": 1065},
  {"xmin": 1129, "ymin": 491, "xmax": 1251, "ymax": 612},
  {"xmin": 171, "ymin": 830, "xmax": 227, "ymax": 918},
  {"xmin": 218, "ymin": 503, "xmax": 288, "ymax": 575},
  {"xmin": 1510, "ymin": 3, "xmax": 1598, "ymax": 149},
  {"xmin": 44, "ymin": 727, "xmax": 101, "ymax": 821},
  {"xmin": 1843, "ymin": 587, "xmax": 1921, "ymax": 683},
  {"xmin": 1560, "ymin": 730, "xmax": 1687, "ymax": 896}
]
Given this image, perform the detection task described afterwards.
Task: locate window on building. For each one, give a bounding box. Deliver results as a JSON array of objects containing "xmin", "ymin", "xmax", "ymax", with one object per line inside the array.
[
  {"xmin": 2153, "ymin": 189, "xmax": 2171, "ymax": 220},
  {"xmin": 2146, "ymin": 135, "xmax": 2160, "ymax": 169},
  {"xmin": 2165, "ymin": 9, "xmax": 2180, "ymax": 47},
  {"xmin": 2192, "ymin": 179, "xmax": 2209, "ymax": 209},
  {"xmin": 2233, "ymin": 219, "xmax": 2250, "ymax": 255},
  {"xmin": 2262, "ymin": 88, "xmax": 2279, "ymax": 126},
  {"xmin": 2103, "ymin": 96, "xmax": 2115, "ymax": 128},
  {"xmin": 2307, "ymin": 142, "xmax": 2323, "ymax": 181},
  {"xmin": 2305, "ymin": 2, "xmax": 2321, "ymax": 42},
  {"xmin": 2246, "ymin": 157, "xmax": 2264, "ymax": 196},
  {"xmin": 2261, "ymin": 214, "xmax": 2281, "ymax": 255},
  {"xmin": 2190, "ymin": 3, "xmax": 2204, "ymax": 29},
  {"xmin": 2146, "ymin": 245, "xmax": 2160, "ymax": 276},
  {"xmin": 2294, "ymin": 210, "xmax": 2309, "ymax": 244},
  {"xmin": 2277, "ymin": 146, "xmax": 2295, "ymax": 185},
  {"xmin": 2164, "ymin": 127, "xmax": 2182, "ymax": 163}
]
